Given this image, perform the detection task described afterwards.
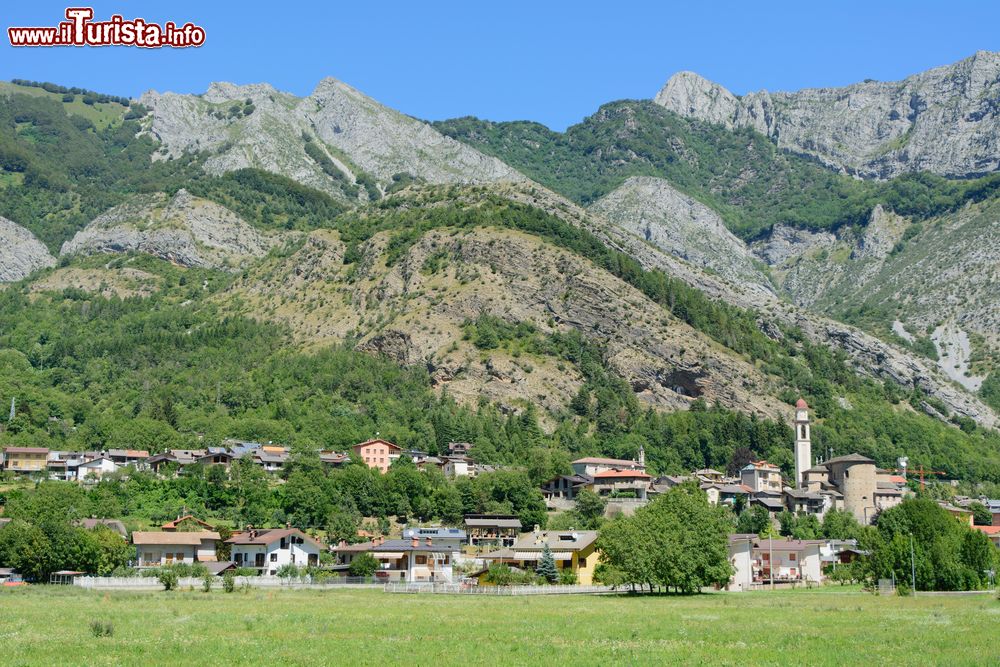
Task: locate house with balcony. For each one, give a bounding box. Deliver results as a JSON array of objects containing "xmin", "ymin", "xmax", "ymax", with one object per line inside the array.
[
  {"xmin": 463, "ymin": 514, "xmax": 522, "ymax": 551},
  {"xmin": 107, "ymin": 449, "xmax": 150, "ymax": 467},
  {"xmin": 588, "ymin": 469, "xmax": 651, "ymax": 500},
  {"xmin": 481, "ymin": 530, "xmax": 600, "ymax": 585},
  {"xmin": 333, "ymin": 534, "xmax": 459, "ymax": 582},
  {"xmin": 571, "ymin": 456, "xmax": 645, "ymax": 477},
  {"xmin": 740, "ymin": 461, "xmax": 783, "ymax": 494},
  {"xmin": 2, "ymin": 447, "xmax": 49, "ymax": 475},
  {"xmin": 132, "ymin": 530, "xmax": 220, "ymax": 567},
  {"xmin": 727, "ymin": 536, "xmax": 823, "ymax": 590},
  {"xmin": 227, "ymin": 528, "xmax": 322, "ymax": 574}
]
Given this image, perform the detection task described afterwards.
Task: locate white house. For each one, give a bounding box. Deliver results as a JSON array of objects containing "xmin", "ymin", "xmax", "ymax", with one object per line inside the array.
[
  {"xmin": 132, "ymin": 530, "xmax": 220, "ymax": 567},
  {"xmin": 727, "ymin": 536, "xmax": 823, "ymax": 589},
  {"xmin": 441, "ymin": 456, "xmax": 470, "ymax": 478},
  {"xmin": 74, "ymin": 457, "xmax": 120, "ymax": 482},
  {"xmin": 227, "ymin": 528, "xmax": 322, "ymax": 574}
]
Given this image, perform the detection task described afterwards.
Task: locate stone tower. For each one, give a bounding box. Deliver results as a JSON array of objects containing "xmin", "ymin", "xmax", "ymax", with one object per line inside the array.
[
  {"xmin": 793, "ymin": 398, "xmax": 811, "ymax": 488},
  {"xmin": 638, "ymin": 443, "xmax": 646, "ymax": 468}
]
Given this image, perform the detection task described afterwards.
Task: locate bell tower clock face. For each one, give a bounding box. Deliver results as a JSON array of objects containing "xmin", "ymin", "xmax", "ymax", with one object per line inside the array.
[{"xmin": 796, "ymin": 410, "xmax": 808, "ymax": 422}]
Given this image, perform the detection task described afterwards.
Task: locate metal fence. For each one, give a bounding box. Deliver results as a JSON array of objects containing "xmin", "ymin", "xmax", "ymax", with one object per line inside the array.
[
  {"xmin": 383, "ymin": 583, "xmax": 616, "ymax": 595},
  {"xmin": 74, "ymin": 576, "xmax": 382, "ymax": 590}
]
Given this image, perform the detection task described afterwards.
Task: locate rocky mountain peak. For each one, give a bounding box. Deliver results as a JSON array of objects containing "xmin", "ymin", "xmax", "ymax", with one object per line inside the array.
[{"xmin": 653, "ymin": 71, "xmax": 740, "ymax": 128}]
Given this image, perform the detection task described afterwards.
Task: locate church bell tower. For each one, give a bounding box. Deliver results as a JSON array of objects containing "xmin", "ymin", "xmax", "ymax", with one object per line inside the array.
[{"xmin": 793, "ymin": 398, "xmax": 811, "ymax": 488}]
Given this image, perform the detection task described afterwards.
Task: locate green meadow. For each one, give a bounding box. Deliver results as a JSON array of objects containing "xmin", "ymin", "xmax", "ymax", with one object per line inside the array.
[{"xmin": 0, "ymin": 586, "xmax": 997, "ymax": 666}]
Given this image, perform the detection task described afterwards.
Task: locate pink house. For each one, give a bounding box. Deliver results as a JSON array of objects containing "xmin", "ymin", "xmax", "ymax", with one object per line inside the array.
[{"xmin": 352, "ymin": 439, "xmax": 402, "ymax": 474}]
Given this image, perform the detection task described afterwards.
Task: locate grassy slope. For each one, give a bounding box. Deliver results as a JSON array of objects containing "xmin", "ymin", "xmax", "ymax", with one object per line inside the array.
[
  {"xmin": 0, "ymin": 587, "xmax": 996, "ymax": 666},
  {"xmin": 0, "ymin": 82, "xmax": 128, "ymax": 130}
]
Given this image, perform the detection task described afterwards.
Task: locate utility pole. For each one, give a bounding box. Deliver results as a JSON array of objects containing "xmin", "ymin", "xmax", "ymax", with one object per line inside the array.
[
  {"xmin": 909, "ymin": 534, "xmax": 917, "ymax": 594},
  {"xmin": 769, "ymin": 534, "xmax": 774, "ymax": 591}
]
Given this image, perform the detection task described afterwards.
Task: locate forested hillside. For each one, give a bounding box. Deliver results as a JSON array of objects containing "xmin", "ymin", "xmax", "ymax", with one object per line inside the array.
[
  {"xmin": 434, "ymin": 102, "xmax": 1000, "ymax": 240},
  {"xmin": 1, "ymin": 77, "xmax": 999, "ymax": 498}
]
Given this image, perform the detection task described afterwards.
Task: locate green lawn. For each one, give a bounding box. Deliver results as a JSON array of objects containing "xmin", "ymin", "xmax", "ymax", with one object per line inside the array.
[{"xmin": 0, "ymin": 586, "xmax": 997, "ymax": 665}]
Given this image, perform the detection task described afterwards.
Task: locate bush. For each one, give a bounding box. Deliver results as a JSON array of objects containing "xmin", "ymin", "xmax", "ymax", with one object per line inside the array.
[
  {"xmin": 348, "ymin": 553, "xmax": 379, "ymax": 578},
  {"xmin": 276, "ymin": 563, "xmax": 301, "ymax": 581},
  {"xmin": 222, "ymin": 570, "xmax": 236, "ymax": 593},
  {"xmin": 558, "ymin": 569, "xmax": 578, "ymax": 585},
  {"xmin": 202, "ymin": 574, "xmax": 213, "ymax": 593},
  {"xmin": 89, "ymin": 619, "xmax": 114, "ymax": 637},
  {"xmin": 158, "ymin": 568, "xmax": 179, "ymax": 591}
]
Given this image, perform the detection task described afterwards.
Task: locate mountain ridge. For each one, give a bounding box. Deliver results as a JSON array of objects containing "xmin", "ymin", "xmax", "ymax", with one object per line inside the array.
[{"xmin": 654, "ymin": 50, "xmax": 1000, "ymax": 179}]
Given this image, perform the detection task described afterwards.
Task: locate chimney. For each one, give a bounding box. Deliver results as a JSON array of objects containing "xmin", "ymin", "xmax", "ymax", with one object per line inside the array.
[
  {"xmin": 411, "ymin": 535, "xmax": 419, "ymax": 548},
  {"xmin": 286, "ymin": 521, "xmax": 291, "ymax": 530},
  {"xmin": 338, "ymin": 540, "xmax": 347, "ymax": 548},
  {"xmin": 425, "ymin": 537, "xmax": 433, "ymax": 547}
]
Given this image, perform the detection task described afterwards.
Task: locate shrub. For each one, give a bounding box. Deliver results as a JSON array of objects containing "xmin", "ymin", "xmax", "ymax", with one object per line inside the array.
[
  {"xmin": 276, "ymin": 563, "xmax": 301, "ymax": 582},
  {"xmin": 89, "ymin": 619, "xmax": 114, "ymax": 637},
  {"xmin": 558, "ymin": 569, "xmax": 578, "ymax": 585},
  {"xmin": 202, "ymin": 574, "xmax": 213, "ymax": 593},
  {"xmin": 348, "ymin": 553, "xmax": 379, "ymax": 578},
  {"xmin": 222, "ymin": 570, "xmax": 236, "ymax": 593},
  {"xmin": 158, "ymin": 568, "xmax": 179, "ymax": 591}
]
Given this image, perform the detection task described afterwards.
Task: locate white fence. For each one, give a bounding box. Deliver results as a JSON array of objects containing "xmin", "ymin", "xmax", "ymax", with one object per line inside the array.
[
  {"xmin": 74, "ymin": 576, "xmax": 381, "ymax": 590},
  {"xmin": 383, "ymin": 583, "xmax": 616, "ymax": 595}
]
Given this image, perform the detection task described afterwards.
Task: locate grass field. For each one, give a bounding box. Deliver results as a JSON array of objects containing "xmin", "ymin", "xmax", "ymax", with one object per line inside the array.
[{"xmin": 1, "ymin": 586, "xmax": 997, "ymax": 666}]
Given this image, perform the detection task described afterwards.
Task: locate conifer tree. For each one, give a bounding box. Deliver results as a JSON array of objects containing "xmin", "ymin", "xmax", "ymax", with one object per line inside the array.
[{"xmin": 537, "ymin": 543, "xmax": 559, "ymax": 584}]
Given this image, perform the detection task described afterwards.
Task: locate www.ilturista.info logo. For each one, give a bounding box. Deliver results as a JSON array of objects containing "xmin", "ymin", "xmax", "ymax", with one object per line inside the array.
[{"xmin": 8, "ymin": 7, "xmax": 205, "ymax": 48}]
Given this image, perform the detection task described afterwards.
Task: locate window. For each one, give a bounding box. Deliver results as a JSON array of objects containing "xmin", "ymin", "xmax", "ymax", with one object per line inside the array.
[
  {"xmin": 235, "ymin": 553, "xmax": 244, "ymax": 564},
  {"xmin": 270, "ymin": 553, "xmax": 278, "ymax": 562},
  {"xmin": 789, "ymin": 553, "xmax": 796, "ymax": 561},
  {"xmin": 579, "ymin": 556, "xmax": 587, "ymax": 568},
  {"xmin": 415, "ymin": 555, "xmax": 427, "ymax": 565},
  {"xmin": 280, "ymin": 538, "xmax": 288, "ymax": 549}
]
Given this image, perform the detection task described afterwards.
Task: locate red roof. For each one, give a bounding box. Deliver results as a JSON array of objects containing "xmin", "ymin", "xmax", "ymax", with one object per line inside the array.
[
  {"xmin": 974, "ymin": 525, "xmax": 1000, "ymax": 535},
  {"xmin": 3, "ymin": 447, "xmax": 49, "ymax": 454},
  {"xmin": 592, "ymin": 469, "xmax": 651, "ymax": 479},
  {"xmin": 795, "ymin": 398, "xmax": 809, "ymax": 409}
]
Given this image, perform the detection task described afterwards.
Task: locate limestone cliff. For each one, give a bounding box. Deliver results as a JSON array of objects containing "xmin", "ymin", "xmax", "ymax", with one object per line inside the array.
[
  {"xmin": 0, "ymin": 216, "xmax": 56, "ymax": 282},
  {"xmin": 655, "ymin": 51, "xmax": 1000, "ymax": 179}
]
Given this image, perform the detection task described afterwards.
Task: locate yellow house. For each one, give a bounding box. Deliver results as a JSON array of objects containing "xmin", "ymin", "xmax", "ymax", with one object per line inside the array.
[
  {"xmin": 2, "ymin": 447, "xmax": 49, "ymax": 474},
  {"xmin": 481, "ymin": 530, "xmax": 600, "ymax": 585}
]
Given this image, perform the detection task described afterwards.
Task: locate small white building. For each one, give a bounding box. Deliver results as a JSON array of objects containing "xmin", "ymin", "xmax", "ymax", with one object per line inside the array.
[
  {"xmin": 227, "ymin": 528, "xmax": 322, "ymax": 574},
  {"xmin": 132, "ymin": 531, "xmax": 220, "ymax": 567},
  {"xmin": 441, "ymin": 456, "xmax": 470, "ymax": 478},
  {"xmin": 74, "ymin": 457, "xmax": 120, "ymax": 482}
]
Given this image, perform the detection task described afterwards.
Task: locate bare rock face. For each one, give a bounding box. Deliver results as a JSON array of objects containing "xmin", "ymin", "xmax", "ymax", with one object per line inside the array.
[
  {"xmin": 589, "ymin": 176, "xmax": 772, "ymax": 293},
  {"xmin": 141, "ymin": 78, "xmax": 525, "ymax": 198},
  {"xmin": 654, "ymin": 51, "xmax": 1000, "ymax": 179},
  {"xmin": 224, "ymin": 224, "xmax": 781, "ymax": 419},
  {"xmin": 496, "ymin": 183, "xmax": 999, "ymax": 429},
  {"xmin": 60, "ymin": 190, "xmax": 278, "ymax": 271},
  {"xmin": 0, "ymin": 216, "xmax": 56, "ymax": 282},
  {"xmin": 852, "ymin": 205, "xmax": 907, "ymax": 261}
]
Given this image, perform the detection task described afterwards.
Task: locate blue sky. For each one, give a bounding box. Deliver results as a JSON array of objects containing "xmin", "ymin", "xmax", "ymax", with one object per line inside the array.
[{"xmin": 2, "ymin": 1, "xmax": 998, "ymax": 130}]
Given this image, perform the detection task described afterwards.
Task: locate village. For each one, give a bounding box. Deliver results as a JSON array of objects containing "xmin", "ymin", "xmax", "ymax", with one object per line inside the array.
[{"xmin": 2, "ymin": 399, "xmax": 997, "ymax": 592}]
